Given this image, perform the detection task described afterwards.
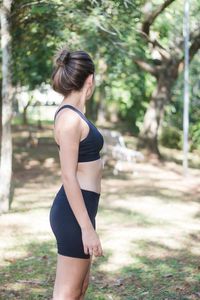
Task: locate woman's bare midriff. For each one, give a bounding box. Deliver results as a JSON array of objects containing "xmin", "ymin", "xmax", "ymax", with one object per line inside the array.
[
  {"xmin": 54, "ymin": 109, "xmax": 103, "ymax": 194},
  {"xmin": 76, "ymin": 158, "xmax": 103, "ymax": 194}
]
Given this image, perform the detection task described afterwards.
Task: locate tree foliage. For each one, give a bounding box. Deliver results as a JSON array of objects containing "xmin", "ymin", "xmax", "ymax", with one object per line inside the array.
[{"xmin": 3, "ymin": 0, "xmax": 200, "ymax": 150}]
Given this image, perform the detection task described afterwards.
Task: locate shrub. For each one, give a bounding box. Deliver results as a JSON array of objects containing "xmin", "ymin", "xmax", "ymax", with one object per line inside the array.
[
  {"xmin": 190, "ymin": 123, "xmax": 200, "ymax": 151},
  {"xmin": 159, "ymin": 126, "xmax": 182, "ymax": 149}
]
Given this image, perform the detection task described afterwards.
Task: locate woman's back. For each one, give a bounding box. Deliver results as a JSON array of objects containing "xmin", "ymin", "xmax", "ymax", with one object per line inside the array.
[{"xmin": 54, "ymin": 104, "xmax": 104, "ymax": 194}]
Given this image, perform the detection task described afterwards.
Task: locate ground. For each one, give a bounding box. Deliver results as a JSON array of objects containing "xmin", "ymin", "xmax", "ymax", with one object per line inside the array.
[{"xmin": 0, "ymin": 124, "xmax": 200, "ymax": 300}]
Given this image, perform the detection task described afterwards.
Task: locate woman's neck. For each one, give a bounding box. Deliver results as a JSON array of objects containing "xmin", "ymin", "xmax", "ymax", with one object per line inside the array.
[{"xmin": 61, "ymin": 95, "xmax": 86, "ymax": 114}]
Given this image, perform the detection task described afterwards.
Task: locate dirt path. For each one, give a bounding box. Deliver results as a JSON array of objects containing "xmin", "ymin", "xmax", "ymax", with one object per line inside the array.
[{"xmin": 0, "ymin": 149, "xmax": 200, "ymax": 299}]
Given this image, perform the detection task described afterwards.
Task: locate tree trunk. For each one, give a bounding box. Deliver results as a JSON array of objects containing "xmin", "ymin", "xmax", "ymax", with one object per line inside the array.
[
  {"xmin": 97, "ymin": 84, "xmax": 106, "ymax": 124},
  {"xmin": 138, "ymin": 75, "xmax": 172, "ymax": 157},
  {"xmin": 22, "ymin": 99, "xmax": 32, "ymax": 125},
  {"xmin": 135, "ymin": 63, "xmax": 178, "ymax": 158},
  {"xmin": 134, "ymin": 0, "xmax": 200, "ymax": 158},
  {"xmin": 0, "ymin": 79, "xmax": 2, "ymax": 144},
  {"xmin": 0, "ymin": 0, "xmax": 14, "ymax": 213}
]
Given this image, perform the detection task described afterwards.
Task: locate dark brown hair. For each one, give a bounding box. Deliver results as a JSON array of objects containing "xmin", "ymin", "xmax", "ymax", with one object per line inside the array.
[{"xmin": 51, "ymin": 46, "xmax": 95, "ymax": 97}]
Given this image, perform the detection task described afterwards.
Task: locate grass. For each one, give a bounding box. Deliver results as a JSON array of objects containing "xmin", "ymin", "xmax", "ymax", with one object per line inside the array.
[{"xmin": 0, "ymin": 123, "xmax": 200, "ymax": 299}]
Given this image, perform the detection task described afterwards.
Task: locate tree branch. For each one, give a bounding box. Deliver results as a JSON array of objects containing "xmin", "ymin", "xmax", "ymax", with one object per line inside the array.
[
  {"xmin": 107, "ymin": 38, "xmax": 158, "ymax": 77},
  {"xmin": 142, "ymin": 0, "xmax": 176, "ymax": 35},
  {"xmin": 136, "ymin": 29, "xmax": 171, "ymax": 61},
  {"xmin": 189, "ymin": 30, "xmax": 200, "ymax": 62},
  {"xmin": 178, "ymin": 27, "xmax": 200, "ymax": 73},
  {"xmin": 10, "ymin": 0, "xmax": 58, "ymax": 17},
  {"xmin": 134, "ymin": 59, "xmax": 158, "ymax": 76},
  {"xmin": 96, "ymin": 23, "xmax": 118, "ymax": 36}
]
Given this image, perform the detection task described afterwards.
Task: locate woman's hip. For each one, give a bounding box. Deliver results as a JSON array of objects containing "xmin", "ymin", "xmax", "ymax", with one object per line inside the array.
[{"xmin": 49, "ymin": 185, "xmax": 100, "ymax": 228}]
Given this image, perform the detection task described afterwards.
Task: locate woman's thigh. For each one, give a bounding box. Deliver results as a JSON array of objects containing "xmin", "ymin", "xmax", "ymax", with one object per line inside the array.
[{"xmin": 53, "ymin": 253, "xmax": 92, "ymax": 297}]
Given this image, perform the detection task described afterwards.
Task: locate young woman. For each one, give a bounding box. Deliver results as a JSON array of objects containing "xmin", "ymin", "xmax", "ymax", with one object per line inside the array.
[{"xmin": 49, "ymin": 48, "xmax": 104, "ymax": 300}]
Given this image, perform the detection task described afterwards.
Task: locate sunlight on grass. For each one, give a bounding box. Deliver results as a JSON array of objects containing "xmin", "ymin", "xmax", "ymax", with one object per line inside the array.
[{"xmin": 1, "ymin": 128, "xmax": 200, "ymax": 299}]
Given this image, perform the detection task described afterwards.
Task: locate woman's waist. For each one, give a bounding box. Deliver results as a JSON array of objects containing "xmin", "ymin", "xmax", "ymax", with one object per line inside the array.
[
  {"xmin": 76, "ymin": 171, "xmax": 102, "ymax": 192},
  {"xmin": 77, "ymin": 158, "xmax": 103, "ymax": 174},
  {"xmin": 76, "ymin": 161, "xmax": 102, "ymax": 194}
]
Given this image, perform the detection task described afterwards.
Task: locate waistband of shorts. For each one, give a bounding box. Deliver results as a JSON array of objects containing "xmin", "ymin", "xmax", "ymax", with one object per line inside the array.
[
  {"xmin": 60, "ymin": 185, "xmax": 100, "ymax": 197},
  {"xmin": 80, "ymin": 188, "xmax": 100, "ymax": 197}
]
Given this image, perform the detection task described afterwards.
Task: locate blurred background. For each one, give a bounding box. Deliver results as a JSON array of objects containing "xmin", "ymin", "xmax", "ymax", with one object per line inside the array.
[{"xmin": 0, "ymin": 1, "xmax": 200, "ymax": 299}]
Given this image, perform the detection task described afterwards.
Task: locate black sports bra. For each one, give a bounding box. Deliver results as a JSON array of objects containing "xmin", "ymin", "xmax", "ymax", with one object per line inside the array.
[{"xmin": 54, "ymin": 104, "xmax": 104, "ymax": 163}]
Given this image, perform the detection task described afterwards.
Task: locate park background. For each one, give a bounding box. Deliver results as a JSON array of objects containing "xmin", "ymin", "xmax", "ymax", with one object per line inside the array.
[{"xmin": 0, "ymin": 0, "xmax": 200, "ymax": 299}]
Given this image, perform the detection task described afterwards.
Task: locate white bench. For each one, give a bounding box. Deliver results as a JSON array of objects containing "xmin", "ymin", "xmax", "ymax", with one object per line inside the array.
[{"xmin": 99, "ymin": 128, "xmax": 144, "ymax": 175}]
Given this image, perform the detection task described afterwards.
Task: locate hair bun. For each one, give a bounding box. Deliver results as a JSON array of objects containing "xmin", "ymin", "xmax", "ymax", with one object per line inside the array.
[
  {"xmin": 51, "ymin": 48, "xmax": 95, "ymax": 97},
  {"xmin": 56, "ymin": 50, "xmax": 70, "ymax": 67}
]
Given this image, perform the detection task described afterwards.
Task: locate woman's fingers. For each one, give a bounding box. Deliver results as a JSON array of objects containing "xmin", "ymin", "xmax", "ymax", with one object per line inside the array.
[
  {"xmin": 83, "ymin": 238, "xmax": 103, "ymax": 257},
  {"xmin": 91, "ymin": 244, "xmax": 103, "ymax": 257},
  {"xmin": 83, "ymin": 244, "xmax": 89, "ymax": 255},
  {"xmin": 82, "ymin": 229, "xmax": 103, "ymax": 257},
  {"xmin": 92, "ymin": 246, "xmax": 99, "ymax": 256},
  {"xmin": 98, "ymin": 244, "xmax": 103, "ymax": 256}
]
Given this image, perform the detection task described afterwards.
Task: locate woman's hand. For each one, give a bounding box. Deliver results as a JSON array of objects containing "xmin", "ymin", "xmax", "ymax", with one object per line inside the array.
[{"xmin": 81, "ymin": 226, "xmax": 103, "ymax": 257}]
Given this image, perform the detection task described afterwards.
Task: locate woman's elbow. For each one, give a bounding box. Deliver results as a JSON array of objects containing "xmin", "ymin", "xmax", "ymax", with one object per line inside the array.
[{"xmin": 61, "ymin": 171, "xmax": 77, "ymax": 183}]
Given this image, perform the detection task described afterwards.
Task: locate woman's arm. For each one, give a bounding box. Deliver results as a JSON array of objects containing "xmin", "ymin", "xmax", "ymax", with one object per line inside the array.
[
  {"xmin": 55, "ymin": 109, "xmax": 103, "ymax": 256},
  {"xmin": 56, "ymin": 110, "xmax": 93, "ymax": 230}
]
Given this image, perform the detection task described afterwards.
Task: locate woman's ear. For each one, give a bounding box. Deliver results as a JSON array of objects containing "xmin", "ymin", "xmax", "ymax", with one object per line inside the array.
[
  {"xmin": 86, "ymin": 75, "xmax": 95, "ymax": 99},
  {"xmin": 89, "ymin": 73, "xmax": 94, "ymax": 85}
]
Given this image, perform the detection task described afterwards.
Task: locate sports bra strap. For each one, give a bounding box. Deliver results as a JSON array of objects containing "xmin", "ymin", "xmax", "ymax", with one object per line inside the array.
[{"xmin": 54, "ymin": 104, "xmax": 87, "ymax": 123}]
